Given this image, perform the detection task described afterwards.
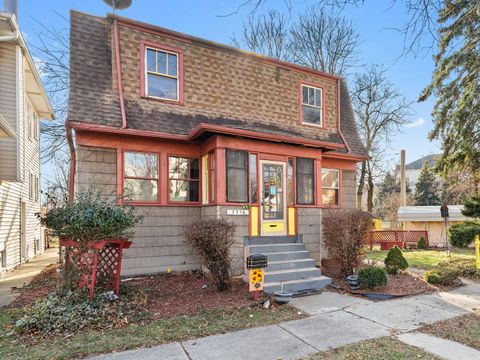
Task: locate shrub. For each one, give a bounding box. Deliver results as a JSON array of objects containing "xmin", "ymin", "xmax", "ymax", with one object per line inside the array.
[
  {"xmin": 322, "ymin": 209, "xmax": 373, "ymax": 277},
  {"xmin": 428, "ymin": 258, "xmax": 480, "ymax": 282},
  {"xmin": 39, "ymin": 189, "xmax": 143, "ymax": 243},
  {"xmin": 417, "ymin": 237, "xmax": 427, "ymax": 249},
  {"xmin": 15, "ymin": 291, "xmax": 112, "ymax": 334},
  {"xmin": 358, "ymin": 267, "xmax": 388, "ymax": 289},
  {"xmin": 384, "ymin": 246, "xmax": 409, "ymax": 274},
  {"xmin": 424, "ymin": 268, "xmax": 460, "ymax": 286},
  {"xmin": 449, "ymin": 221, "xmax": 480, "ymax": 248},
  {"xmin": 185, "ymin": 218, "xmax": 236, "ymax": 291}
]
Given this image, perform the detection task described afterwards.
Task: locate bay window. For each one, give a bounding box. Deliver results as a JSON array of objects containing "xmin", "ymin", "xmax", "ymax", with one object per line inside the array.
[
  {"xmin": 296, "ymin": 158, "xmax": 314, "ymax": 205},
  {"xmin": 226, "ymin": 150, "xmax": 248, "ymax": 203},
  {"xmin": 169, "ymin": 156, "xmax": 199, "ymax": 202},
  {"xmin": 124, "ymin": 152, "xmax": 159, "ymax": 201},
  {"xmin": 322, "ymin": 169, "xmax": 340, "ymax": 206}
]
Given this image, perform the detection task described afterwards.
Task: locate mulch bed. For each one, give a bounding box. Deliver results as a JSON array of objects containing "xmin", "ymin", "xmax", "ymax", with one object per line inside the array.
[
  {"xmin": 123, "ymin": 271, "xmax": 267, "ymax": 318},
  {"xmin": 329, "ymin": 272, "xmax": 438, "ymax": 298}
]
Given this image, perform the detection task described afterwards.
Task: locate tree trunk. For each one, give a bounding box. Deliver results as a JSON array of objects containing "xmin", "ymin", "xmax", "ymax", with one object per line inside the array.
[
  {"xmin": 367, "ymin": 161, "xmax": 374, "ymax": 212},
  {"xmin": 356, "ymin": 161, "xmax": 366, "ymax": 209}
]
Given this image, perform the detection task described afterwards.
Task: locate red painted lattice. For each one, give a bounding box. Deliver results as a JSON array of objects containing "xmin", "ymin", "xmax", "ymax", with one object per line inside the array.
[
  {"xmin": 61, "ymin": 238, "xmax": 132, "ymax": 300},
  {"xmin": 366, "ymin": 230, "xmax": 428, "ymax": 249}
]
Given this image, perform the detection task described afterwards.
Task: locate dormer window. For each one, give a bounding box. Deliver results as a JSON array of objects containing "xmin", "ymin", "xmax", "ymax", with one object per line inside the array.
[
  {"xmin": 144, "ymin": 45, "xmax": 181, "ymax": 101},
  {"xmin": 300, "ymin": 83, "xmax": 323, "ymax": 126}
]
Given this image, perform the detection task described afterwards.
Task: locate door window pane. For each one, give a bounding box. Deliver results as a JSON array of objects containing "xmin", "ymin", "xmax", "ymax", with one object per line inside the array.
[
  {"xmin": 287, "ymin": 158, "xmax": 294, "ymax": 206},
  {"xmin": 262, "ymin": 164, "xmax": 284, "ymax": 220}
]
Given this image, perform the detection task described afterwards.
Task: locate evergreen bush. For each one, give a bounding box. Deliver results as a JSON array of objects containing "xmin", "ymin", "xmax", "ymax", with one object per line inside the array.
[
  {"xmin": 449, "ymin": 221, "xmax": 480, "ymax": 248},
  {"xmin": 358, "ymin": 267, "xmax": 387, "ymax": 289},
  {"xmin": 384, "ymin": 246, "xmax": 409, "ymax": 274},
  {"xmin": 417, "ymin": 237, "xmax": 427, "ymax": 249}
]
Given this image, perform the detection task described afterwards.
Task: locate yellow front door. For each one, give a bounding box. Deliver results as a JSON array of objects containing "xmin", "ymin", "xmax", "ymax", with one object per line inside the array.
[{"xmin": 260, "ymin": 161, "xmax": 287, "ymax": 236}]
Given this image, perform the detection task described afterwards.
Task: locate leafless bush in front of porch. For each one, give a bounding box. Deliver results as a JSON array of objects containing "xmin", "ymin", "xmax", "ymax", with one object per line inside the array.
[
  {"xmin": 322, "ymin": 209, "xmax": 373, "ymax": 277},
  {"xmin": 185, "ymin": 218, "xmax": 236, "ymax": 291}
]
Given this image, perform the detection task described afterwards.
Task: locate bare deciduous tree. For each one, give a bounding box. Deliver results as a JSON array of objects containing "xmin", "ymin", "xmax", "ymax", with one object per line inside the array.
[
  {"xmin": 231, "ymin": 10, "xmax": 290, "ymax": 60},
  {"xmin": 30, "ymin": 13, "xmax": 69, "ymax": 162},
  {"xmin": 351, "ymin": 65, "xmax": 412, "ymax": 212},
  {"xmin": 232, "ymin": 7, "xmax": 360, "ymax": 75},
  {"xmin": 289, "ymin": 8, "xmax": 360, "ymax": 75}
]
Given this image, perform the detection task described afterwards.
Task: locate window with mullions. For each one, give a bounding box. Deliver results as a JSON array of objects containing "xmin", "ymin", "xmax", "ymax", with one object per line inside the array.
[
  {"xmin": 169, "ymin": 156, "xmax": 200, "ymax": 202},
  {"xmin": 322, "ymin": 169, "xmax": 340, "ymax": 206},
  {"xmin": 145, "ymin": 47, "xmax": 179, "ymax": 100},
  {"xmin": 226, "ymin": 150, "xmax": 248, "ymax": 203},
  {"xmin": 296, "ymin": 158, "xmax": 314, "ymax": 205},
  {"xmin": 301, "ymin": 84, "xmax": 322, "ymax": 126},
  {"xmin": 124, "ymin": 152, "xmax": 159, "ymax": 201}
]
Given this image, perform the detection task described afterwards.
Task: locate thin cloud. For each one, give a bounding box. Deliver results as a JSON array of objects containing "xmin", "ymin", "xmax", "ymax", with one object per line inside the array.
[{"xmin": 405, "ymin": 118, "xmax": 426, "ymax": 128}]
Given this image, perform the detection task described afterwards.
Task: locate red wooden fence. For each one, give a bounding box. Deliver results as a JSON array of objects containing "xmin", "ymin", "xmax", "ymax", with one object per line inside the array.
[{"xmin": 366, "ymin": 230, "xmax": 428, "ymax": 249}]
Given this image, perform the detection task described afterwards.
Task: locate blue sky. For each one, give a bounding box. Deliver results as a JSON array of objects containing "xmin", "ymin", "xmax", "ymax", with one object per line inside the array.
[{"xmin": 14, "ymin": 0, "xmax": 440, "ymax": 181}]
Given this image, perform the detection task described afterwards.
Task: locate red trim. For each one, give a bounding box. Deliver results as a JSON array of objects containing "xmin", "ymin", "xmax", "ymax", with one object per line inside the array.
[
  {"xmin": 69, "ymin": 121, "xmax": 344, "ymax": 151},
  {"xmin": 66, "ymin": 125, "xmax": 76, "ymax": 202},
  {"xmin": 324, "ymin": 151, "xmax": 369, "ymax": 161},
  {"xmin": 140, "ymin": 39, "xmax": 185, "ymax": 105},
  {"xmin": 113, "ymin": 19, "xmax": 127, "ymax": 129},
  {"xmin": 299, "ymin": 81, "xmax": 326, "ymax": 129},
  {"xmin": 110, "ymin": 14, "xmax": 343, "ymax": 82}
]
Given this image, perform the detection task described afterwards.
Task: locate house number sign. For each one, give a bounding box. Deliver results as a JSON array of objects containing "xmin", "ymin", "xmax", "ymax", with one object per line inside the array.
[{"xmin": 227, "ymin": 209, "xmax": 249, "ymax": 216}]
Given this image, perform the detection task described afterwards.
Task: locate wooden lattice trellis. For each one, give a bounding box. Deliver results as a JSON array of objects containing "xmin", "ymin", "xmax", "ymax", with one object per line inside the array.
[
  {"xmin": 61, "ymin": 238, "xmax": 132, "ymax": 299},
  {"xmin": 366, "ymin": 230, "xmax": 428, "ymax": 249}
]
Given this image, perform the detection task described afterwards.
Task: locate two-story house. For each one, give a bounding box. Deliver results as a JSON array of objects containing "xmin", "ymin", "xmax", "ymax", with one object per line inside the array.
[
  {"xmin": 0, "ymin": 10, "xmax": 54, "ymax": 271},
  {"xmin": 67, "ymin": 11, "xmax": 367, "ymax": 293}
]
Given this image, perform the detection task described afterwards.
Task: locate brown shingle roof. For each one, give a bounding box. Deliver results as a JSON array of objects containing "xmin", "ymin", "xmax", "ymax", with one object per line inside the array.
[{"xmin": 67, "ymin": 11, "xmax": 367, "ymax": 158}]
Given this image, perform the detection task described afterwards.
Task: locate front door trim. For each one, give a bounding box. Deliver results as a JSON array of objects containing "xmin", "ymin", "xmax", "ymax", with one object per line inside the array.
[{"xmin": 260, "ymin": 160, "xmax": 287, "ymax": 236}]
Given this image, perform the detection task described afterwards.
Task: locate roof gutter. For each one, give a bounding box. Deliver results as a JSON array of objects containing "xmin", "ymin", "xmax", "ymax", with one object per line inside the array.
[{"xmin": 113, "ymin": 18, "xmax": 127, "ymax": 129}]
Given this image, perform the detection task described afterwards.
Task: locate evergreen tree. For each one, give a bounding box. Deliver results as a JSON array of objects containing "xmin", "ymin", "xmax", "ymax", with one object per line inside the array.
[
  {"xmin": 420, "ymin": 0, "xmax": 480, "ymax": 175},
  {"xmin": 415, "ymin": 164, "xmax": 441, "ymax": 206},
  {"xmin": 462, "ymin": 194, "xmax": 480, "ymax": 218}
]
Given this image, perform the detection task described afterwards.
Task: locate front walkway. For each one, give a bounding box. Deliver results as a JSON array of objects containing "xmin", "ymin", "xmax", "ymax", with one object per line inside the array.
[
  {"xmin": 0, "ymin": 248, "xmax": 59, "ymax": 307},
  {"xmin": 90, "ymin": 283, "xmax": 480, "ymax": 360}
]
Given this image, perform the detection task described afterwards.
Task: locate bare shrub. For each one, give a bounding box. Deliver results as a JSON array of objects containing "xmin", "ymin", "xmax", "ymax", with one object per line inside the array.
[
  {"xmin": 322, "ymin": 209, "xmax": 373, "ymax": 277},
  {"xmin": 185, "ymin": 218, "xmax": 236, "ymax": 291}
]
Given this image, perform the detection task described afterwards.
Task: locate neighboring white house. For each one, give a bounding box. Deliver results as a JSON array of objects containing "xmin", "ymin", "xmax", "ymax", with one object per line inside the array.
[
  {"xmin": 0, "ymin": 9, "xmax": 54, "ymax": 271},
  {"xmin": 404, "ymin": 154, "xmax": 441, "ymax": 191},
  {"xmin": 398, "ymin": 205, "xmax": 469, "ymax": 246}
]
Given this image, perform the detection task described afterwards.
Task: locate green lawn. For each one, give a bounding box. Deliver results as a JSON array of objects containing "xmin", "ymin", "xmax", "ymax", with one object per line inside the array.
[
  {"xmin": 0, "ymin": 305, "xmax": 304, "ymax": 360},
  {"xmin": 305, "ymin": 337, "xmax": 440, "ymax": 359},
  {"xmin": 364, "ymin": 247, "xmax": 475, "ymax": 270}
]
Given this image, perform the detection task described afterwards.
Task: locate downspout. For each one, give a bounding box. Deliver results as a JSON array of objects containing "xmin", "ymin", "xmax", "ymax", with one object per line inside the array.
[
  {"xmin": 113, "ymin": 18, "xmax": 127, "ymax": 129},
  {"xmin": 66, "ymin": 125, "xmax": 76, "ymax": 202},
  {"xmin": 337, "ymin": 78, "xmax": 351, "ymax": 153}
]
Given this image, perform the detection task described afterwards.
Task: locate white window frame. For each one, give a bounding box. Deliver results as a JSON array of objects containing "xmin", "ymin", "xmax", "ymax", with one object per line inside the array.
[
  {"xmin": 301, "ymin": 84, "xmax": 323, "ymax": 127},
  {"xmin": 144, "ymin": 46, "xmax": 180, "ymax": 102},
  {"xmin": 321, "ymin": 168, "xmax": 340, "ymax": 206}
]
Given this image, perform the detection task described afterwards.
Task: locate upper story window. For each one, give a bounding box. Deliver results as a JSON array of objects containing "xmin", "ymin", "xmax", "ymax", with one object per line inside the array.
[
  {"xmin": 124, "ymin": 152, "xmax": 159, "ymax": 202},
  {"xmin": 301, "ymin": 84, "xmax": 323, "ymax": 126},
  {"xmin": 145, "ymin": 47, "xmax": 179, "ymax": 101},
  {"xmin": 322, "ymin": 169, "xmax": 340, "ymax": 206}
]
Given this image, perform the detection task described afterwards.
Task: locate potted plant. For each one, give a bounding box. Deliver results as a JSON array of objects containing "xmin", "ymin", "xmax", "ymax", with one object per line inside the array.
[{"xmin": 39, "ymin": 189, "xmax": 142, "ymax": 298}]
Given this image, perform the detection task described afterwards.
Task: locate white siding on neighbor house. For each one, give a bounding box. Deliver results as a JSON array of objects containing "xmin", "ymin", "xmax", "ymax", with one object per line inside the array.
[
  {"xmin": 0, "ymin": 46, "xmax": 42, "ymax": 271},
  {"xmin": 0, "ymin": 42, "xmax": 19, "ymax": 181}
]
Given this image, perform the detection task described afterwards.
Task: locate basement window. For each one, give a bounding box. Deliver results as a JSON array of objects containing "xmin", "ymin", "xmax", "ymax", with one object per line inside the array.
[{"xmin": 124, "ymin": 152, "xmax": 159, "ymax": 202}]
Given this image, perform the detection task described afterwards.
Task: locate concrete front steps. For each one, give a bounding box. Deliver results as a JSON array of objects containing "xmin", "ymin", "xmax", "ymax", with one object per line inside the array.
[{"xmin": 247, "ymin": 235, "xmax": 331, "ymax": 295}]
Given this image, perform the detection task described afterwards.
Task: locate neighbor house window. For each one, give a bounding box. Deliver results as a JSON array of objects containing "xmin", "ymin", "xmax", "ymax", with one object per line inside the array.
[
  {"xmin": 168, "ymin": 156, "xmax": 199, "ymax": 202},
  {"xmin": 322, "ymin": 169, "xmax": 340, "ymax": 206},
  {"xmin": 296, "ymin": 158, "xmax": 314, "ymax": 205},
  {"xmin": 124, "ymin": 152, "xmax": 159, "ymax": 201},
  {"xmin": 33, "ymin": 113, "xmax": 39, "ymax": 141},
  {"xmin": 226, "ymin": 149, "xmax": 248, "ymax": 203},
  {"xmin": 301, "ymin": 84, "xmax": 322, "ymax": 126},
  {"xmin": 145, "ymin": 47, "xmax": 179, "ymax": 101},
  {"xmin": 35, "ymin": 176, "xmax": 39, "ymax": 202},
  {"xmin": 29, "ymin": 173, "xmax": 33, "ymax": 200}
]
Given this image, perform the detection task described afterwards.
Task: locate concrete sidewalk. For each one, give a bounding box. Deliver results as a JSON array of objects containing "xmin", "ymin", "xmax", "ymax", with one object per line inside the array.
[
  {"xmin": 89, "ymin": 283, "xmax": 480, "ymax": 360},
  {"xmin": 0, "ymin": 248, "xmax": 59, "ymax": 307}
]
